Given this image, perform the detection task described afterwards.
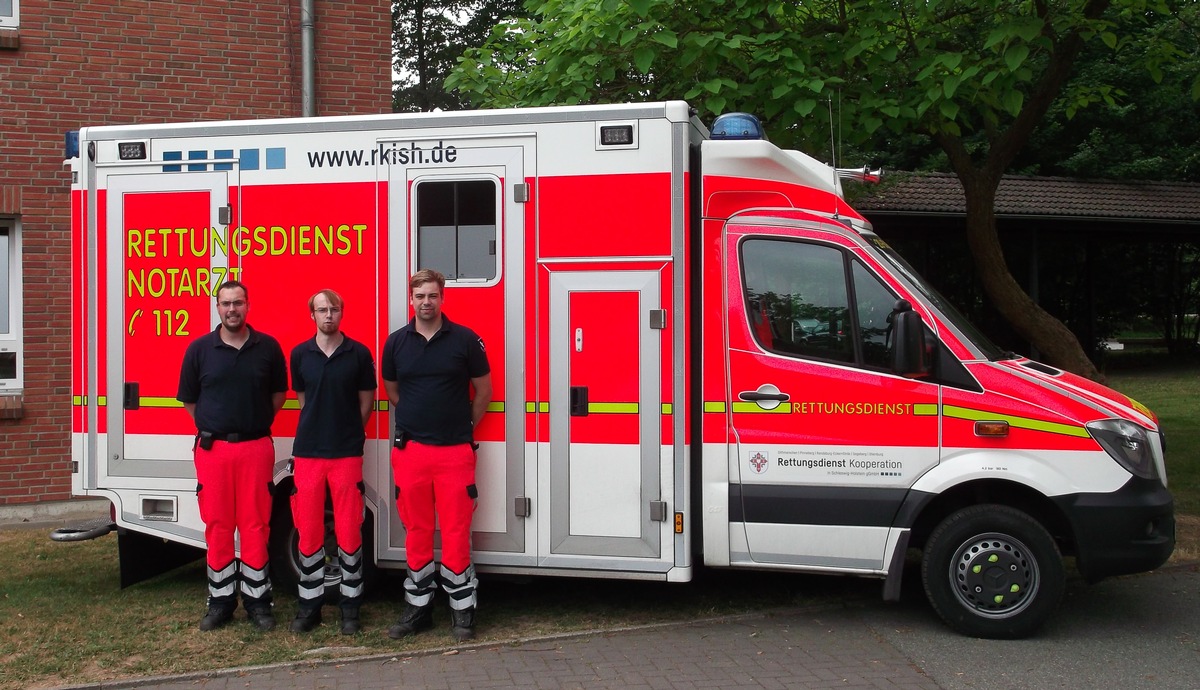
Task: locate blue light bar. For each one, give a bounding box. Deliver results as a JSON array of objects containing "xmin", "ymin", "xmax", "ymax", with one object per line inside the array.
[
  {"xmin": 65, "ymin": 131, "xmax": 80, "ymax": 159},
  {"xmin": 710, "ymin": 113, "xmax": 766, "ymax": 140}
]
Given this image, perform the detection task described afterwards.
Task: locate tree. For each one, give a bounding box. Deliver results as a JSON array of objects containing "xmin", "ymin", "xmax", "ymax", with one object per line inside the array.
[
  {"xmin": 392, "ymin": 0, "xmax": 527, "ymax": 112},
  {"xmin": 449, "ymin": 0, "xmax": 1195, "ymax": 379}
]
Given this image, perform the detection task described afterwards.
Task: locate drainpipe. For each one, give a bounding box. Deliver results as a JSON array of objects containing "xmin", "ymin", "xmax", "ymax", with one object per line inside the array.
[{"xmin": 301, "ymin": 0, "xmax": 316, "ymax": 116}]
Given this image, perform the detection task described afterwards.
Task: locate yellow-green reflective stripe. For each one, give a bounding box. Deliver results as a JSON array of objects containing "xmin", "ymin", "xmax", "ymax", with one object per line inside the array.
[
  {"xmin": 913, "ymin": 403, "xmax": 938, "ymax": 416},
  {"xmin": 487, "ymin": 402, "xmax": 504, "ymax": 413},
  {"xmin": 731, "ymin": 401, "xmax": 790, "ymax": 414},
  {"xmin": 942, "ymin": 405, "xmax": 1089, "ymax": 438},
  {"xmin": 589, "ymin": 402, "xmax": 639, "ymax": 414},
  {"xmin": 139, "ymin": 397, "xmax": 184, "ymax": 408},
  {"xmin": 516, "ymin": 402, "xmax": 672, "ymax": 414},
  {"xmin": 704, "ymin": 401, "xmax": 726, "ymax": 413}
]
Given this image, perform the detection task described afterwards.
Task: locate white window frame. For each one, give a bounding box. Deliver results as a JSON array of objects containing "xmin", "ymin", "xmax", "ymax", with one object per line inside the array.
[
  {"xmin": 0, "ymin": 0, "xmax": 19, "ymax": 29},
  {"xmin": 0, "ymin": 219, "xmax": 22, "ymax": 392}
]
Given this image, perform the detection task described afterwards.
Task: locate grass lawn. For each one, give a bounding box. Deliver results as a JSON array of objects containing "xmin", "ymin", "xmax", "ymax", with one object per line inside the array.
[{"xmin": 1, "ymin": 365, "xmax": 1195, "ymax": 689}]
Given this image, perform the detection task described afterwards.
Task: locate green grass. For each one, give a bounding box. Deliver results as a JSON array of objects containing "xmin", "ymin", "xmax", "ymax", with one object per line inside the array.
[
  {"xmin": 0, "ymin": 529, "xmax": 839, "ymax": 690},
  {"xmin": 1107, "ymin": 364, "xmax": 1200, "ymax": 514}
]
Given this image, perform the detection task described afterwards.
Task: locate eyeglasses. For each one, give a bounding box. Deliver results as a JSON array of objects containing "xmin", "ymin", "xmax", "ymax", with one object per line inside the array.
[
  {"xmin": 314, "ymin": 307, "xmax": 342, "ymax": 315},
  {"xmin": 218, "ymin": 300, "xmax": 246, "ymax": 308}
]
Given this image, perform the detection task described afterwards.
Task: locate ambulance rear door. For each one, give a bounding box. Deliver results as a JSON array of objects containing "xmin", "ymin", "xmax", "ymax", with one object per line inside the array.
[{"xmin": 105, "ymin": 169, "xmax": 231, "ymax": 484}]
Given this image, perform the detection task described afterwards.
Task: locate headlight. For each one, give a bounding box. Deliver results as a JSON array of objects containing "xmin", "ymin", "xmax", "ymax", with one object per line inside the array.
[{"xmin": 1087, "ymin": 419, "xmax": 1157, "ymax": 479}]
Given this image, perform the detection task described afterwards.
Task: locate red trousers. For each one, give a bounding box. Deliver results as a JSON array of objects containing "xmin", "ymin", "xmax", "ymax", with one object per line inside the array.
[
  {"xmin": 290, "ymin": 456, "xmax": 364, "ymax": 556},
  {"xmin": 391, "ymin": 441, "xmax": 476, "ymax": 574},
  {"xmin": 194, "ymin": 437, "xmax": 274, "ymax": 571}
]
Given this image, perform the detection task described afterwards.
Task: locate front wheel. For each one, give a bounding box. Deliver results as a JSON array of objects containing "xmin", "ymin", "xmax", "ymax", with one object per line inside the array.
[{"xmin": 921, "ymin": 504, "xmax": 1065, "ymax": 639}]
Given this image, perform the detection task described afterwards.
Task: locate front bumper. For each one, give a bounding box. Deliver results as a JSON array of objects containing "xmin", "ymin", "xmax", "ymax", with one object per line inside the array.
[{"xmin": 1053, "ymin": 476, "xmax": 1175, "ymax": 582}]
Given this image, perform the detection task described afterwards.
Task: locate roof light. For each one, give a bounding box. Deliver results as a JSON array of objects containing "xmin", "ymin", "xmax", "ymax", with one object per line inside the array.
[
  {"xmin": 65, "ymin": 131, "xmax": 80, "ymax": 159},
  {"xmin": 711, "ymin": 112, "xmax": 766, "ymax": 141}
]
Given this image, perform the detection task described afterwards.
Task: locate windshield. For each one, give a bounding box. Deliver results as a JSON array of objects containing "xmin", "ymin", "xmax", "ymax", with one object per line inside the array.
[{"xmin": 864, "ymin": 234, "xmax": 1008, "ymax": 361}]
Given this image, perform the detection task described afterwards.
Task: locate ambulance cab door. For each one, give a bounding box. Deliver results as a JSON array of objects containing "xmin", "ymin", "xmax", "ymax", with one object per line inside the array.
[
  {"xmin": 724, "ymin": 224, "xmax": 940, "ymax": 573},
  {"xmin": 105, "ymin": 170, "xmax": 231, "ymax": 483},
  {"xmin": 379, "ymin": 137, "xmax": 531, "ymax": 564}
]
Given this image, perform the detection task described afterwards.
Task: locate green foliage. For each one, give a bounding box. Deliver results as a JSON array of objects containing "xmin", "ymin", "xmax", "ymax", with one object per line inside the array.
[
  {"xmin": 449, "ymin": 0, "xmax": 1192, "ymax": 161},
  {"xmin": 392, "ymin": 0, "xmax": 529, "ymax": 112}
]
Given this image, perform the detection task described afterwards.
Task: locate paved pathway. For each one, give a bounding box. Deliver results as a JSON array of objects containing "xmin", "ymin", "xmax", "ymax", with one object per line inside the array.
[{"xmin": 79, "ymin": 606, "xmax": 939, "ymax": 689}]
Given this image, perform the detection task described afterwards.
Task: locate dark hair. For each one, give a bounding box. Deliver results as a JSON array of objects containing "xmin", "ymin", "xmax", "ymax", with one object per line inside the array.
[{"xmin": 216, "ymin": 279, "xmax": 248, "ymax": 301}]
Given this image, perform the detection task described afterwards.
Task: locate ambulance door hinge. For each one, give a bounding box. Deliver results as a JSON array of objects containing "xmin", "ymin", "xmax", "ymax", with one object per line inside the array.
[
  {"xmin": 513, "ymin": 183, "xmax": 529, "ymax": 203},
  {"xmin": 514, "ymin": 496, "xmax": 531, "ymax": 518},
  {"xmin": 649, "ymin": 309, "xmax": 667, "ymax": 330},
  {"xmin": 218, "ymin": 205, "xmax": 232, "ymax": 226},
  {"xmin": 649, "ymin": 501, "xmax": 668, "ymax": 522}
]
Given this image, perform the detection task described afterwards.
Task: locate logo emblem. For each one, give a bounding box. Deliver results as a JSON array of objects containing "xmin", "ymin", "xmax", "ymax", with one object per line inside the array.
[{"xmin": 749, "ymin": 451, "xmax": 768, "ymax": 474}]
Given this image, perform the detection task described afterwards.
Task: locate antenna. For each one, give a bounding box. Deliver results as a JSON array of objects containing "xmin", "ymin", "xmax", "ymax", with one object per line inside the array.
[{"xmin": 827, "ymin": 97, "xmax": 840, "ymax": 218}]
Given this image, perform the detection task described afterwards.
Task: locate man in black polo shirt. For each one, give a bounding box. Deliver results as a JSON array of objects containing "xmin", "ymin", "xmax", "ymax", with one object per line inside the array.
[
  {"xmin": 288, "ymin": 289, "xmax": 376, "ymax": 635},
  {"xmin": 177, "ymin": 280, "xmax": 287, "ymax": 632},
  {"xmin": 383, "ymin": 269, "xmax": 491, "ymax": 643}
]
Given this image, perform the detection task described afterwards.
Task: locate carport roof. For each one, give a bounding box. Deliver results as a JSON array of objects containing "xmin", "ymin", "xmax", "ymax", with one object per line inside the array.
[{"xmin": 852, "ymin": 172, "xmax": 1200, "ymax": 224}]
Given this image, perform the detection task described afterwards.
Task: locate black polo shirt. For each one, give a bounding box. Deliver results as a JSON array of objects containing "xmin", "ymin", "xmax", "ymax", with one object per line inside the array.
[
  {"xmin": 176, "ymin": 325, "xmax": 288, "ymax": 436},
  {"xmin": 290, "ymin": 334, "xmax": 376, "ymax": 458},
  {"xmin": 381, "ymin": 315, "xmax": 489, "ymax": 446}
]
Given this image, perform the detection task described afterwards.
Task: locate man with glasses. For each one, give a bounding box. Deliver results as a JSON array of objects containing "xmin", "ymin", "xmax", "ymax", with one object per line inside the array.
[
  {"xmin": 177, "ymin": 280, "xmax": 288, "ymax": 632},
  {"xmin": 287, "ymin": 289, "xmax": 376, "ymax": 635}
]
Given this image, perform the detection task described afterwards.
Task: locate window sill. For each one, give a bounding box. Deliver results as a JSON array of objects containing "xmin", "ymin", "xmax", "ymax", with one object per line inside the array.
[{"xmin": 0, "ymin": 393, "xmax": 24, "ymax": 419}]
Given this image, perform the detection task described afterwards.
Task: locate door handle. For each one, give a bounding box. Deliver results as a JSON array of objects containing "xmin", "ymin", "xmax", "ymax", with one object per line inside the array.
[
  {"xmin": 738, "ymin": 390, "xmax": 790, "ymax": 402},
  {"xmin": 124, "ymin": 382, "xmax": 140, "ymax": 410},
  {"xmin": 570, "ymin": 386, "xmax": 589, "ymax": 416}
]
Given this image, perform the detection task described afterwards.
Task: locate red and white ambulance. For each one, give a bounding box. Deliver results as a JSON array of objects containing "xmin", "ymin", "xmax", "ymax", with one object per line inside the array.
[{"xmin": 68, "ymin": 101, "xmax": 1174, "ymax": 638}]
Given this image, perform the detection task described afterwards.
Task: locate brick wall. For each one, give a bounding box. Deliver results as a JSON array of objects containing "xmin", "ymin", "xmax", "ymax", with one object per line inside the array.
[{"xmin": 0, "ymin": 0, "xmax": 392, "ymax": 505}]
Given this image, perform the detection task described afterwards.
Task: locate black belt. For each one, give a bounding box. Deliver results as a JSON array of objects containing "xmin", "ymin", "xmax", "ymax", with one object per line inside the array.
[{"xmin": 205, "ymin": 430, "xmax": 270, "ymax": 443}]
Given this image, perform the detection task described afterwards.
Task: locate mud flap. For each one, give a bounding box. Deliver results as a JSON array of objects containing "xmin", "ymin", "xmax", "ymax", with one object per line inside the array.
[{"xmin": 117, "ymin": 527, "xmax": 204, "ymax": 589}]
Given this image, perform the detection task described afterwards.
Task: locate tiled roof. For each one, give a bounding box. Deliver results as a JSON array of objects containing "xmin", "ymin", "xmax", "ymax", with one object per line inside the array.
[{"xmin": 853, "ymin": 172, "xmax": 1200, "ymax": 223}]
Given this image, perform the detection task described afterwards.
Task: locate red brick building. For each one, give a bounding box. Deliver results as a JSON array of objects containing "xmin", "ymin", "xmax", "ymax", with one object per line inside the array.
[{"xmin": 0, "ymin": 1, "xmax": 392, "ymax": 505}]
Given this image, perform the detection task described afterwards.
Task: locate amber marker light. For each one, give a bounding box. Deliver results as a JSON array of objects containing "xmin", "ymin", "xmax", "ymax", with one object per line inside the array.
[
  {"xmin": 674, "ymin": 512, "xmax": 684, "ymax": 534},
  {"xmin": 975, "ymin": 420, "xmax": 1010, "ymax": 437}
]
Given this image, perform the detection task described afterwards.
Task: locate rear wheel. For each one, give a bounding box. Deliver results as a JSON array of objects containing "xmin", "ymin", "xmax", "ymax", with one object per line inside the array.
[
  {"xmin": 268, "ymin": 497, "xmax": 342, "ymax": 599},
  {"xmin": 921, "ymin": 504, "xmax": 1064, "ymax": 639}
]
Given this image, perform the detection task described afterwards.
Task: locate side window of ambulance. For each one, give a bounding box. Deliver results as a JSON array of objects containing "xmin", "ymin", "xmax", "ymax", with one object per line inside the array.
[
  {"xmin": 852, "ymin": 260, "xmax": 899, "ymax": 369},
  {"xmin": 741, "ymin": 239, "xmax": 854, "ymax": 363},
  {"xmin": 415, "ymin": 179, "xmax": 498, "ymax": 281}
]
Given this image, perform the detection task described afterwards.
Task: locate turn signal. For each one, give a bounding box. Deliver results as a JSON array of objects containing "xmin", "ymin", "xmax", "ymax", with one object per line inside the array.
[{"xmin": 975, "ymin": 421, "xmax": 1010, "ymax": 437}]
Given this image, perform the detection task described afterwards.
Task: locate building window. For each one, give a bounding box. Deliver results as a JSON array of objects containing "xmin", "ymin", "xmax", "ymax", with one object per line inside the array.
[
  {"xmin": 0, "ymin": 222, "xmax": 21, "ymax": 390},
  {"xmin": 0, "ymin": 0, "xmax": 18, "ymax": 29},
  {"xmin": 415, "ymin": 179, "xmax": 499, "ymax": 282}
]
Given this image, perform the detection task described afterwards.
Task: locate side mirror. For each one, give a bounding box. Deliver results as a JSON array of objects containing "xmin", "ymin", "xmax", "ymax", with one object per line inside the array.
[{"xmin": 889, "ymin": 300, "xmax": 929, "ymax": 377}]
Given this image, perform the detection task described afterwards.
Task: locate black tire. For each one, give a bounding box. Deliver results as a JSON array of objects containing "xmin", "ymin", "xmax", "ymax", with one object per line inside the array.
[{"xmin": 921, "ymin": 504, "xmax": 1065, "ymax": 639}]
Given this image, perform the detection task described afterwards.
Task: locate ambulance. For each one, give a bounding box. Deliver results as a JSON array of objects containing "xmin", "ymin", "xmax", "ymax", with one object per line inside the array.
[{"xmin": 68, "ymin": 101, "xmax": 1174, "ymax": 639}]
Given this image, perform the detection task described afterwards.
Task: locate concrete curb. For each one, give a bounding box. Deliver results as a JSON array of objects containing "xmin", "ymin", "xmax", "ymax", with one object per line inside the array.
[{"xmin": 0, "ymin": 498, "xmax": 110, "ymax": 529}]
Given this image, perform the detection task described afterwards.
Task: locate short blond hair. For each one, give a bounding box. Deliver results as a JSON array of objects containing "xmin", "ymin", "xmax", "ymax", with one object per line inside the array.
[
  {"xmin": 409, "ymin": 269, "xmax": 446, "ymax": 293},
  {"xmin": 308, "ymin": 288, "xmax": 344, "ymax": 312}
]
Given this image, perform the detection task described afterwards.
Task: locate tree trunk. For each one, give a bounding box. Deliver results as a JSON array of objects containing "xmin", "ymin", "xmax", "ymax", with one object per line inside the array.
[{"xmin": 960, "ymin": 179, "xmax": 1103, "ymax": 381}]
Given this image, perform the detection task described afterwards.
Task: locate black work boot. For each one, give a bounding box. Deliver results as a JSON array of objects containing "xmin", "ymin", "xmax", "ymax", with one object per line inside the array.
[
  {"xmin": 450, "ymin": 607, "xmax": 476, "ymax": 642},
  {"xmin": 340, "ymin": 606, "xmax": 361, "ymax": 635},
  {"xmin": 387, "ymin": 603, "xmax": 433, "ymax": 639},
  {"xmin": 290, "ymin": 606, "xmax": 322, "ymax": 633},
  {"xmin": 199, "ymin": 602, "xmax": 235, "ymax": 631},
  {"xmin": 246, "ymin": 605, "xmax": 276, "ymax": 632}
]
